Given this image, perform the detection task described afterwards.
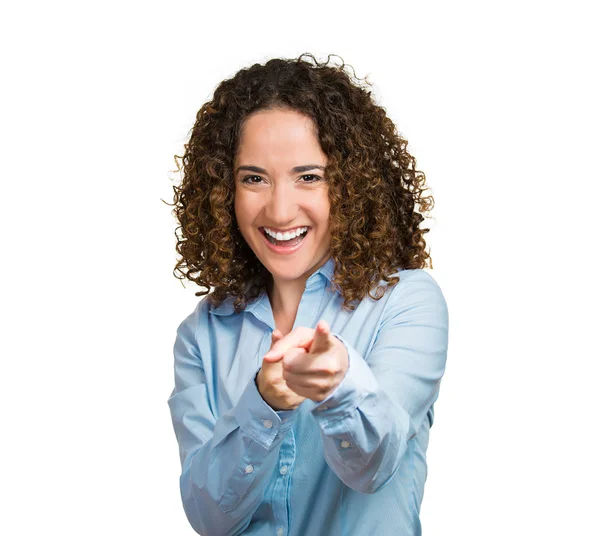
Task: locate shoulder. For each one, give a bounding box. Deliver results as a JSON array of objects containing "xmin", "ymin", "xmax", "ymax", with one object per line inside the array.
[
  {"xmin": 176, "ymin": 296, "xmax": 213, "ymax": 338},
  {"xmin": 389, "ymin": 268, "xmax": 445, "ymax": 296},
  {"xmin": 382, "ymin": 268, "xmax": 448, "ymax": 323}
]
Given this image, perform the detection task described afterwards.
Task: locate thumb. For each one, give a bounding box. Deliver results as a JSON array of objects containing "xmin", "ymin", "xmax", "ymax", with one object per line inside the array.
[
  {"xmin": 272, "ymin": 329, "xmax": 283, "ymax": 342},
  {"xmin": 264, "ymin": 329, "xmax": 284, "ymax": 363}
]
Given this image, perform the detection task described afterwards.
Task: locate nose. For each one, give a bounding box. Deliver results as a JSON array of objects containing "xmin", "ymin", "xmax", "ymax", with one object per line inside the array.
[{"xmin": 264, "ymin": 181, "xmax": 298, "ymax": 225}]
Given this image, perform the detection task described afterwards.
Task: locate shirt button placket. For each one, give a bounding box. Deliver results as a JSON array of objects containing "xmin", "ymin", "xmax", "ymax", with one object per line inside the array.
[{"xmin": 273, "ymin": 430, "xmax": 295, "ymax": 536}]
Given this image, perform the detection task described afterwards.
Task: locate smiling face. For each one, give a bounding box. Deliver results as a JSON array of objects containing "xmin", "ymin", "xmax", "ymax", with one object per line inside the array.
[{"xmin": 233, "ymin": 107, "xmax": 332, "ymax": 292}]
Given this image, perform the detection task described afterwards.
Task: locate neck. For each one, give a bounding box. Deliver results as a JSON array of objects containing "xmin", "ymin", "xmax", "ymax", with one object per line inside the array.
[
  {"xmin": 266, "ymin": 253, "xmax": 332, "ymax": 317},
  {"xmin": 266, "ymin": 276, "xmax": 304, "ymax": 318}
]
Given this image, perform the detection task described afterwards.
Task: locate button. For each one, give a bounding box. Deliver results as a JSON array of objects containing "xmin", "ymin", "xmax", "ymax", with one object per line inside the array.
[
  {"xmin": 276, "ymin": 528, "xmax": 284, "ymax": 536},
  {"xmin": 340, "ymin": 440, "xmax": 350, "ymax": 449},
  {"xmin": 263, "ymin": 419, "xmax": 273, "ymax": 429},
  {"xmin": 280, "ymin": 465, "xmax": 288, "ymax": 475},
  {"xmin": 317, "ymin": 405, "xmax": 328, "ymax": 411},
  {"xmin": 245, "ymin": 464, "xmax": 254, "ymax": 474}
]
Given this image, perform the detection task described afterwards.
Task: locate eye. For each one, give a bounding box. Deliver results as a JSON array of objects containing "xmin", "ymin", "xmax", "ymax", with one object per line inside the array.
[
  {"xmin": 241, "ymin": 175, "xmax": 265, "ymax": 184},
  {"xmin": 299, "ymin": 174, "xmax": 323, "ymax": 183}
]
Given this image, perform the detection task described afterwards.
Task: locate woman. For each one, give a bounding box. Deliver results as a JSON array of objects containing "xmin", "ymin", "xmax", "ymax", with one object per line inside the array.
[{"xmin": 167, "ymin": 53, "xmax": 449, "ymax": 536}]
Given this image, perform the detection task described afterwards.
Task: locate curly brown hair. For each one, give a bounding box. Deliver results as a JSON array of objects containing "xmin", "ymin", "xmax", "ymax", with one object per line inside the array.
[{"xmin": 168, "ymin": 53, "xmax": 435, "ymax": 313}]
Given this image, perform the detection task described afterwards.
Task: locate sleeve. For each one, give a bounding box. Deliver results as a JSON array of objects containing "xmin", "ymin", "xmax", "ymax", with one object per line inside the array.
[
  {"xmin": 303, "ymin": 270, "xmax": 449, "ymax": 494},
  {"xmin": 167, "ymin": 302, "xmax": 300, "ymax": 536}
]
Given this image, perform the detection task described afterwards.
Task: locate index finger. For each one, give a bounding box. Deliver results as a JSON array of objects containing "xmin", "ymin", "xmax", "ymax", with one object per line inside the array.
[{"xmin": 303, "ymin": 320, "xmax": 330, "ymax": 353}]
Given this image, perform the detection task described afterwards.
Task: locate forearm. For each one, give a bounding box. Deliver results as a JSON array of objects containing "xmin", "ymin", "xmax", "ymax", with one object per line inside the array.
[
  {"xmin": 312, "ymin": 388, "xmax": 410, "ymax": 494},
  {"xmin": 171, "ymin": 373, "xmax": 299, "ymax": 535},
  {"xmin": 303, "ymin": 345, "xmax": 400, "ymax": 493},
  {"xmin": 180, "ymin": 429, "xmax": 288, "ymax": 535},
  {"xmin": 305, "ymin": 335, "xmax": 437, "ymax": 494}
]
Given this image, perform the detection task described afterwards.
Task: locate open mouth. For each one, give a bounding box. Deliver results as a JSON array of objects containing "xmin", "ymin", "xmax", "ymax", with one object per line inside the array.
[{"xmin": 260, "ymin": 227, "xmax": 310, "ymax": 247}]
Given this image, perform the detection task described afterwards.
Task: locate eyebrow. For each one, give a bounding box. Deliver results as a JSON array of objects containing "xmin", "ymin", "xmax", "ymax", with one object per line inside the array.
[{"xmin": 236, "ymin": 164, "xmax": 326, "ymax": 175}]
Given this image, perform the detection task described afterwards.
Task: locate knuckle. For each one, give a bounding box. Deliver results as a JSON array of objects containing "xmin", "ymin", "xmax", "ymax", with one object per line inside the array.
[
  {"xmin": 318, "ymin": 364, "xmax": 337, "ymax": 376},
  {"xmin": 274, "ymin": 385, "xmax": 288, "ymax": 398},
  {"xmin": 268, "ymin": 374, "xmax": 282, "ymax": 386},
  {"xmin": 318, "ymin": 380, "xmax": 332, "ymax": 395},
  {"xmin": 314, "ymin": 390, "xmax": 328, "ymax": 402}
]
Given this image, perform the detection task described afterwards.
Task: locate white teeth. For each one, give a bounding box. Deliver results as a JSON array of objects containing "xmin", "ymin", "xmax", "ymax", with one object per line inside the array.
[{"xmin": 264, "ymin": 226, "xmax": 308, "ymax": 240}]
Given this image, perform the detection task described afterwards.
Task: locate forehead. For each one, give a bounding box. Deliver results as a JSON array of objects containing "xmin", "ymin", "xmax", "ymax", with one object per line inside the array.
[{"xmin": 236, "ymin": 109, "xmax": 327, "ymax": 165}]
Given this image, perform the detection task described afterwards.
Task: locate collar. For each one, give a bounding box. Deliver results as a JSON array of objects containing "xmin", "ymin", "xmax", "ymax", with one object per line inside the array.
[{"xmin": 209, "ymin": 255, "xmax": 336, "ymax": 316}]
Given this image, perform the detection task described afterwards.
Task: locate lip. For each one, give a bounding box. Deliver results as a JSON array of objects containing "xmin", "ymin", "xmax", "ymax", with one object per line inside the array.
[{"xmin": 260, "ymin": 227, "xmax": 310, "ymax": 255}]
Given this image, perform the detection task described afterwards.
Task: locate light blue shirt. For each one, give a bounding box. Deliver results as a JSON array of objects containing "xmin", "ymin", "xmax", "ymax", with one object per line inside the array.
[{"xmin": 168, "ymin": 256, "xmax": 449, "ymax": 536}]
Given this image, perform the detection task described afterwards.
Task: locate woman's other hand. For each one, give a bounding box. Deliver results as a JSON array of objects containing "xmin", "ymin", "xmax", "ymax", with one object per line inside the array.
[{"xmin": 256, "ymin": 329, "xmax": 307, "ymax": 411}]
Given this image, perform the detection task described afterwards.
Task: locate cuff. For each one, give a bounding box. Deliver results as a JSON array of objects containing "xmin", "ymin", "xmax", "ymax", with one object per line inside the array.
[
  {"xmin": 304, "ymin": 334, "xmax": 378, "ymax": 419},
  {"xmin": 232, "ymin": 368, "xmax": 300, "ymax": 450}
]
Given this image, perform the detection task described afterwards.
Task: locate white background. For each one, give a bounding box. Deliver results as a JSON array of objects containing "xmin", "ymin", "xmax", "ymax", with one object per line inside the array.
[{"xmin": 1, "ymin": 1, "xmax": 598, "ymax": 534}]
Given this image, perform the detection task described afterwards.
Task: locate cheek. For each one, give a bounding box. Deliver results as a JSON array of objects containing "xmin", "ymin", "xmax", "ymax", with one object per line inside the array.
[
  {"xmin": 313, "ymin": 195, "xmax": 331, "ymax": 223},
  {"xmin": 234, "ymin": 192, "xmax": 250, "ymax": 221}
]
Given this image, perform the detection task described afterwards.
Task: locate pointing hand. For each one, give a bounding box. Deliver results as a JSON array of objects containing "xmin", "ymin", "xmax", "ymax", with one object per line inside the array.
[{"xmin": 263, "ymin": 320, "xmax": 349, "ymax": 402}]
